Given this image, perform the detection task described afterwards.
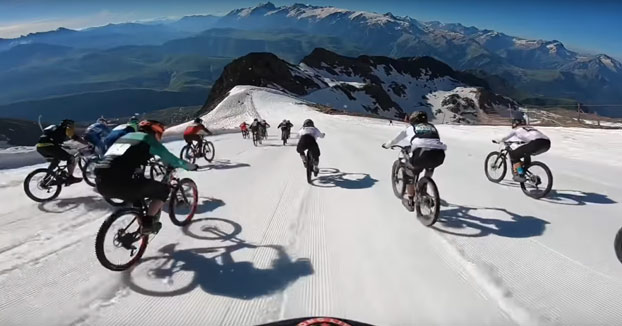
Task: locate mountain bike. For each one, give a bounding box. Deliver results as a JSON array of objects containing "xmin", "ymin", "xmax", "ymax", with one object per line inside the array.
[
  {"xmin": 389, "ymin": 145, "xmax": 441, "ymax": 226},
  {"xmin": 95, "ymin": 166, "xmax": 198, "ymax": 271},
  {"xmin": 23, "ymin": 150, "xmax": 85, "ymax": 202},
  {"xmin": 485, "ymin": 140, "xmax": 553, "ymax": 199},
  {"xmin": 146, "ymin": 157, "xmax": 167, "ymax": 182},
  {"xmin": 179, "ymin": 136, "xmax": 215, "ymax": 164},
  {"xmin": 242, "ymin": 129, "xmax": 249, "ymax": 139},
  {"xmin": 252, "ymin": 130, "xmax": 262, "ymax": 146},
  {"xmin": 281, "ymin": 129, "xmax": 290, "ymax": 145}
]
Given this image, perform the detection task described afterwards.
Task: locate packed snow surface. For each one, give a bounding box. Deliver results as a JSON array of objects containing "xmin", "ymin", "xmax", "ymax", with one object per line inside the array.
[{"xmin": 1, "ymin": 86, "xmax": 622, "ymax": 325}]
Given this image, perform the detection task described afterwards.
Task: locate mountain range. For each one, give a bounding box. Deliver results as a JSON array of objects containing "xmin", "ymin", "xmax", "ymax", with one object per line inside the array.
[{"xmin": 1, "ymin": 2, "xmax": 621, "ymax": 119}]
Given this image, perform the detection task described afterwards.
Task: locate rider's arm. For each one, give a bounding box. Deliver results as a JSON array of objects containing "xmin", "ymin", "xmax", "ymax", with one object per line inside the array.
[
  {"xmin": 383, "ymin": 129, "xmax": 408, "ymax": 147},
  {"xmin": 201, "ymin": 125, "xmax": 212, "ymax": 135},
  {"xmin": 498, "ymin": 130, "xmax": 517, "ymax": 143},
  {"xmin": 145, "ymin": 135, "xmax": 194, "ymax": 170}
]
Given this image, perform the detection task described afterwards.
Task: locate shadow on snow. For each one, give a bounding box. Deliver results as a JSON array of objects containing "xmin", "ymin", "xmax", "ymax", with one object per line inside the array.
[{"xmin": 311, "ymin": 168, "xmax": 378, "ymax": 189}]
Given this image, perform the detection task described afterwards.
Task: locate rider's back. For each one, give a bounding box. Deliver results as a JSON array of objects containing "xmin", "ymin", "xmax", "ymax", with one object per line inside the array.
[{"xmin": 298, "ymin": 126, "xmax": 324, "ymax": 139}]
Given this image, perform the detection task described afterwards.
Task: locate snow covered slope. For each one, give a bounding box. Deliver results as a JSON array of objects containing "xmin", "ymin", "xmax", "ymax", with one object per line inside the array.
[{"xmin": 2, "ymin": 87, "xmax": 622, "ymax": 325}]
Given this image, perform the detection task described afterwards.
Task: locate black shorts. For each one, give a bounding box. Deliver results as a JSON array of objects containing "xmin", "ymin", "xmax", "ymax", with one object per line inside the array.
[
  {"xmin": 509, "ymin": 139, "xmax": 551, "ymax": 163},
  {"xmin": 37, "ymin": 145, "xmax": 73, "ymax": 162},
  {"xmin": 297, "ymin": 134, "xmax": 320, "ymax": 159},
  {"xmin": 95, "ymin": 171, "xmax": 169, "ymax": 202},
  {"xmin": 410, "ymin": 148, "xmax": 445, "ymax": 175}
]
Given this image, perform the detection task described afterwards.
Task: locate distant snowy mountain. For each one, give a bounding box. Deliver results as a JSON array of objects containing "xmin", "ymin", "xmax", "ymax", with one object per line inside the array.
[{"xmin": 200, "ymin": 48, "xmax": 519, "ymax": 124}]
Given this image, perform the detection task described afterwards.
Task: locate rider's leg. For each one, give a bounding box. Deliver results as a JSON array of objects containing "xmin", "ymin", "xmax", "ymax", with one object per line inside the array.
[
  {"xmin": 310, "ymin": 141, "xmax": 320, "ymax": 172},
  {"xmin": 140, "ymin": 180, "xmax": 170, "ymax": 233}
]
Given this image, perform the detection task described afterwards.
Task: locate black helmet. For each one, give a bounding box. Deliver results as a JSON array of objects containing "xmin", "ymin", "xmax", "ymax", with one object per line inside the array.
[
  {"xmin": 303, "ymin": 119, "xmax": 314, "ymax": 128},
  {"xmin": 254, "ymin": 118, "xmax": 259, "ymax": 122},
  {"xmin": 409, "ymin": 111, "xmax": 428, "ymax": 125},
  {"xmin": 511, "ymin": 118, "xmax": 526, "ymax": 128},
  {"xmin": 194, "ymin": 117, "xmax": 203, "ymax": 124},
  {"xmin": 60, "ymin": 119, "xmax": 75, "ymax": 127}
]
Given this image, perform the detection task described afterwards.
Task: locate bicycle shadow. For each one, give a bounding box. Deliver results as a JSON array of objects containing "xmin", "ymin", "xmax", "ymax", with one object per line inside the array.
[
  {"xmin": 123, "ymin": 240, "xmax": 314, "ymax": 299},
  {"xmin": 311, "ymin": 169, "xmax": 378, "ymax": 189},
  {"xmin": 198, "ymin": 159, "xmax": 250, "ymax": 171},
  {"xmin": 433, "ymin": 200, "xmax": 549, "ymax": 238},
  {"xmin": 37, "ymin": 195, "xmax": 110, "ymax": 214},
  {"xmin": 541, "ymin": 190, "xmax": 617, "ymax": 206},
  {"xmin": 195, "ymin": 197, "xmax": 226, "ymax": 214},
  {"xmin": 182, "ymin": 217, "xmax": 242, "ymax": 241}
]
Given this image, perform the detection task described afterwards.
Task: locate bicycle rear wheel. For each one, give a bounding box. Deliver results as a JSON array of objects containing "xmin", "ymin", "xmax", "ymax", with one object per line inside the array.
[
  {"xmin": 252, "ymin": 132, "xmax": 258, "ymax": 146},
  {"xmin": 520, "ymin": 161, "xmax": 553, "ymax": 199},
  {"xmin": 203, "ymin": 141, "xmax": 215, "ymax": 163},
  {"xmin": 180, "ymin": 145, "xmax": 196, "ymax": 164},
  {"xmin": 484, "ymin": 151, "xmax": 507, "ymax": 183},
  {"xmin": 415, "ymin": 177, "xmax": 440, "ymax": 226},
  {"xmin": 306, "ymin": 152, "xmax": 313, "ymax": 184},
  {"xmin": 169, "ymin": 178, "xmax": 198, "ymax": 226},
  {"xmin": 391, "ymin": 160, "xmax": 406, "ymax": 198},
  {"xmin": 23, "ymin": 168, "xmax": 62, "ymax": 202},
  {"xmin": 95, "ymin": 208, "xmax": 148, "ymax": 271}
]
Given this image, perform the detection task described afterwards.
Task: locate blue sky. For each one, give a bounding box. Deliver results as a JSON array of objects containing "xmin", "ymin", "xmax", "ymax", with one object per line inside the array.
[{"xmin": 1, "ymin": 0, "xmax": 620, "ymax": 59}]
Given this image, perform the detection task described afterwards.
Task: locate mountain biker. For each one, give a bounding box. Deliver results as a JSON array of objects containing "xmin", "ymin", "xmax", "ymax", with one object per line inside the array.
[
  {"xmin": 259, "ymin": 119, "xmax": 270, "ymax": 138},
  {"xmin": 382, "ymin": 111, "xmax": 447, "ymax": 212},
  {"xmin": 94, "ymin": 120, "xmax": 198, "ymax": 234},
  {"xmin": 84, "ymin": 117, "xmax": 111, "ymax": 157},
  {"xmin": 250, "ymin": 118, "xmax": 261, "ymax": 138},
  {"xmin": 184, "ymin": 118, "xmax": 212, "ymax": 156},
  {"xmin": 278, "ymin": 119, "xmax": 294, "ymax": 140},
  {"xmin": 104, "ymin": 116, "xmax": 138, "ymax": 149},
  {"xmin": 36, "ymin": 119, "xmax": 87, "ymax": 185},
  {"xmin": 240, "ymin": 122, "xmax": 249, "ymax": 137},
  {"xmin": 297, "ymin": 119, "xmax": 325, "ymax": 174},
  {"xmin": 496, "ymin": 118, "xmax": 551, "ymax": 182}
]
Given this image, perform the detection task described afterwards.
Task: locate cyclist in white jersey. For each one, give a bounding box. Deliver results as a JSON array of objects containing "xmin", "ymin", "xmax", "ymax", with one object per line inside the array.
[{"xmin": 496, "ymin": 118, "xmax": 551, "ymax": 182}]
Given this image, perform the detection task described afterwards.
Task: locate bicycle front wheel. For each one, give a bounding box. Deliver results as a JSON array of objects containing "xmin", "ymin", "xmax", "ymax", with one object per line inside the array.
[
  {"xmin": 203, "ymin": 141, "xmax": 215, "ymax": 162},
  {"xmin": 391, "ymin": 160, "xmax": 406, "ymax": 199},
  {"xmin": 415, "ymin": 177, "xmax": 440, "ymax": 226},
  {"xmin": 95, "ymin": 208, "xmax": 148, "ymax": 271},
  {"xmin": 520, "ymin": 161, "xmax": 553, "ymax": 199},
  {"xmin": 23, "ymin": 168, "xmax": 62, "ymax": 202},
  {"xmin": 484, "ymin": 151, "xmax": 507, "ymax": 183},
  {"xmin": 180, "ymin": 145, "xmax": 196, "ymax": 164},
  {"xmin": 169, "ymin": 178, "xmax": 199, "ymax": 226},
  {"xmin": 83, "ymin": 158, "xmax": 98, "ymax": 187}
]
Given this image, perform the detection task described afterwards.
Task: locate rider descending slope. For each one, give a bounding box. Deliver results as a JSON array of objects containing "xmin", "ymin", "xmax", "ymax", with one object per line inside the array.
[
  {"xmin": 94, "ymin": 120, "xmax": 198, "ymax": 234},
  {"xmin": 496, "ymin": 118, "xmax": 551, "ymax": 182},
  {"xmin": 36, "ymin": 119, "xmax": 88, "ymax": 185},
  {"xmin": 84, "ymin": 117, "xmax": 111, "ymax": 157},
  {"xmin": 297, "ymin": 119, "xmax": 325, "ymax": 174},
  {"xmin": 104, "ymin": 116, "xmax": 138, "ymax": 149},
  {"xmin": 184, "ymin": 118, "xmax": 212, "ymax": 156},
  {"xmin": 383, "ymin": 111, "xmax": 446, "ymax": 211}
]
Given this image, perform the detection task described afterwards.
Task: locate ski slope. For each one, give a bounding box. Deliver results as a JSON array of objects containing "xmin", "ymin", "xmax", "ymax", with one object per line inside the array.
[{"xmin": 1, "ymin": 87, "xmax": 622, "ymax": 325}]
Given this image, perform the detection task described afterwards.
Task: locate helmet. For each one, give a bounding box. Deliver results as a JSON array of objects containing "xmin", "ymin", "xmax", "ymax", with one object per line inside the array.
[
  {"xmin": 254, "ymin": 118, "xmax": 258, "ymax": 122},
  {"xmin": 60, "ymin": 119, "xmax": 75, "ymax": 127},
  {"xmin": 303, "ymin": 119, "xmax": 314, "ymax": 128},
  {"xmin": 138, "ymin": 120, "xmax": 166, "ymax": 140},
  {"xmin": 409, "ymin": 111, "xmax": 428, "ymax": 125},
  {"xmin": 282, "ymin": 119, "xmax": 287, "ymax": 123},
  {"xmin": 129, "ymin": 115, "xmax": 139, "ymax": 123},
  {"xmin": 97, "ymin": 117, "xmax": 107, "ymax": 124},
  {"xmin": 194, "ymin": 118, "xmax": 203, "ymax": 124},
  {"xmin": 511, "ymin": 118, "xmax": 526, "ymax": 128}
]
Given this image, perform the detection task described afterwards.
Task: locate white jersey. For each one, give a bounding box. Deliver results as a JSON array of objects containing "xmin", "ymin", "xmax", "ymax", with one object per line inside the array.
[
  {"xmin": 384, "ymin": 126, "xmax": 447, "ymax": 152},
  {"xmin": 113, "ymin": 123, "xmax": 129, "ymax": 131},
  {"xmin": 500, "ymin": 126, "xmax": 549, "ymax": 143},
  {"xmin": 298, "ymin": 127, "xmax": 325, "ymax": 139}
]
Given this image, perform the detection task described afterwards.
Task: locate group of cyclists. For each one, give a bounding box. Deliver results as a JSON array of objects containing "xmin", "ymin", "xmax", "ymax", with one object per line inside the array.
[{"xmin": 32, "ymin": 107, "xmax": 549, "ymax": 232}]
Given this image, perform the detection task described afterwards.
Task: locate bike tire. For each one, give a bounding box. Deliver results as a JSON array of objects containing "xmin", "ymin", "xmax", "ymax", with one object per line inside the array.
[
  {"xmin": 83, "ymin": 158, "xmax": 97, "ymax": 187},
  {"xmin": 78, "ymin": 156, "xmax": 88, "ymax": 172},
  {"xmin": 391, "ymin": 160, "xmax": 406, "ymax": 199},
  {"xmin": 614, "ymin": 227, "xmax": 622, "ymax": 264},
  {"xmin": 180, "ymin": 145, "xmax": 196, "ymax": 164},
  {"xmin": 23, "ymin": 168, "xmax": 62, "ymax": 202},
  {"xmin": 484, "ymin": 151, "xmax": 507, "ymax": 183},
  {"xmin": 169, "ymin": 178, "xmax": 199, "ymax": 226},
  {"xmin": 415, "ymin": 177, "xmax": 441, "ymax": 227},
  {"xmin": 95, "ymin": 208, "xmax": 148, "ymax": 271},
  {"xmin": 203, "ymin": 141, "xmax": 215, "ymax": 163},
  {"xmin": 306, "ymin": 152, "xmax": 313, "ymax": 184},
  {"xmin": 520, "ymin": 161, "xmax": 553, "ymax": 199},
  {"xmin": 252, "ymin": 133, "xmax": 258, "ymax": 146}
]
